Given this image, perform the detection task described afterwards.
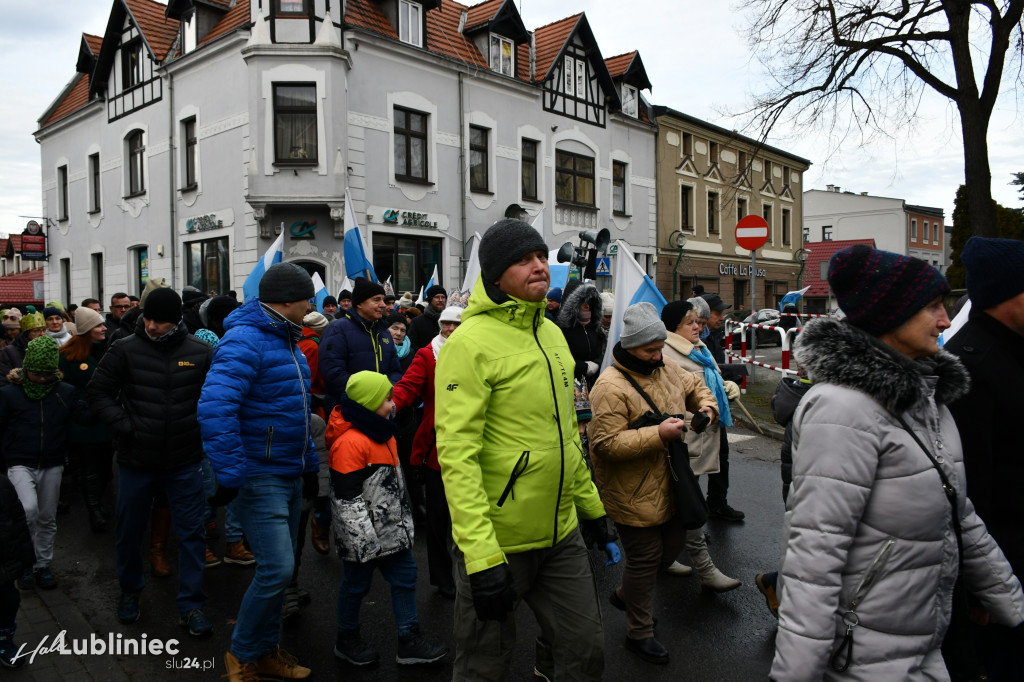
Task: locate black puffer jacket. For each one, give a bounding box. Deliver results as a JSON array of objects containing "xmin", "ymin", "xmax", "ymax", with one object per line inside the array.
[
  {"xmin": 0, "ymin": 332, "xmax": 31, "ymax": 387},
  {"xmin": 557, "ymin": 283, "xmax": 604, "ymax": 388},
  {"xmin": 770, "ymin": 375, "xmax": 811, "ymax": 503},
  {"xmin": 88, "ymin": 320, "xmax": 212, "ymax": 470},
  {"xmin": 108, "ymin": 307, "xmax": 142, "ymax": 347},
  {"xmin": 0, "ymin": 377, "xmax": 87, "ymax": 469},
  {"xmin": 407, "ymin": 306, "xmax": 440, "ymax": 353},
  {"xmin": 0, "ymin": 474, "xmax": 35, "ymax": 583}
]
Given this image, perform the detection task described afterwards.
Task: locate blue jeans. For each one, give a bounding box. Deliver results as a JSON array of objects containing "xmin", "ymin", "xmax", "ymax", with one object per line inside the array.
[
  {"xmin": 231, "ymin": 475, "xmax": 301, "ymax": 663},
  {"xmin": 337, "ymin": 549, "xmax": 418, "ymax": 636},
  {"xmin": 200, "ymin": 458, "xmax": 243, "ymax": 542},
  {"xmin": 115, "ymin": 463, "xmax": 207, "ymax": 615}
]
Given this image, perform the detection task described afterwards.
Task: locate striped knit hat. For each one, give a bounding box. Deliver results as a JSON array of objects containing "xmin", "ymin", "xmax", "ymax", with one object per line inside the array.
[{"xmin": 828, "ymin": 245, "xmax": 949, "ymax": 336}]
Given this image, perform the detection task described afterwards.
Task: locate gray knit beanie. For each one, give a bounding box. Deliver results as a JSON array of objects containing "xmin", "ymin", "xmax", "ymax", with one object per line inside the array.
[
  {"xmin": 620, "ymin": 302, "xmax": 667, "ymax": 349},
  {"xmin": 479, "ymin": 219, "xmax": 548, "ymax": 284},
  {"xmin": 259, "ymin": 263, "xmax": 315, "ymax": 303}
]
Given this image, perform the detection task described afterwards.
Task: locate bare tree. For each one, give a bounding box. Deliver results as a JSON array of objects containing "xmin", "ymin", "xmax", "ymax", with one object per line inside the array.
[{"xmin": 737, "ymin": 0, "xmax": 1024, "ymax": 237}]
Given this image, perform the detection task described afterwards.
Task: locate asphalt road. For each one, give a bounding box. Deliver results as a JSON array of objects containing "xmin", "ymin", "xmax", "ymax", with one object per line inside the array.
[{"xmin": 42, "ymin": 427, "xmax": 787, "ymax": 681}]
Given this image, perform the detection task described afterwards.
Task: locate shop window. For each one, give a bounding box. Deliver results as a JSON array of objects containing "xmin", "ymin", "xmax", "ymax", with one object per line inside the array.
[
  {"xmin": 186, "ymin": 236, "xmax": 230, "ymax": 295},
  {"xmin": 734, "ymin": 278, "xmax": 748, "ymax": 311},
  {"xmin": 372, "ymin": 234, "xmax": 441, "ymax": 294},
  {"xmin": 130, "ymin": 246, "xmax": 149, "ymax": 296},
  {"xmin": 274, "ymin": 84, "xmax": 317, "ymax": 164},
  {"xmin": 555, "ymin": 150, "xmax": 595, "ymax": 207},
  {"xmin": 394, "ymin": 106, "xmax": 428, "ymax": 182}
]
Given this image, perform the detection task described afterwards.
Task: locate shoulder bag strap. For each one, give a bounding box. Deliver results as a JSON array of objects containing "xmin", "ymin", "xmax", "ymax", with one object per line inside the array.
[{"xmin": 614, "ymin": 366, "xmax": 663, "ymax": 416}]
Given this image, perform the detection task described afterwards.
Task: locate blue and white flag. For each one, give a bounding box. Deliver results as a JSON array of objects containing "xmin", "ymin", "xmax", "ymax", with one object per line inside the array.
[
  {"xmin": 548, "ymin": 248, "xmax": 570, "ymax": 289},
  {"xmin": 601, "ymin": 240, "xmax": 667, "ymax": 370},
  {"xmin": 778, "ymin": 285, "xmax": 811, "ymax": 311},
  {"xmin": 425, "ymin": 264, "xmax": 439, "ymax": 291},
  {"xmin": 311, "ymin": 272, "xmax": 329, "ymax": 313},
  {"xmin": 343, "ymin": 190, "xmax": 378, "ymax": 282},
  {"xmin": 242, "ymin": 231, "xmax": 285, "ymax": 302},
  {"xmin": 939, "ymin": 299, "xmax": 971, "ymax": 347}
]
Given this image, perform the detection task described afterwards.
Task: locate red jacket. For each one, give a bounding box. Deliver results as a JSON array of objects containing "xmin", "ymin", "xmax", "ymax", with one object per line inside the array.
[
  {"xmin": 298, "ymin": 327, "xmax": 325, "ymax": 396},
  {"xmin": 392, "ymin": 346, "xmax": 439, "ymax": 470}
]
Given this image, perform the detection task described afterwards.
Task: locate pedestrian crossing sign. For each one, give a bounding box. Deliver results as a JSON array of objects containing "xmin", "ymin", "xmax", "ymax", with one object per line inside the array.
[{"xmin": 595, "ymin": 257, "xmax": 611, "ymax": 276}]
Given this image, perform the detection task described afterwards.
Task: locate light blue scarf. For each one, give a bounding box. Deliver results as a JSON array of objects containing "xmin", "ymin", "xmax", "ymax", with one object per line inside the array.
[
  {"xmin": 395, "ymin": 336, "xmax": 411, "ymax": 359},
  {"xmin": 688, "ymin": 345, "xmax": 732, "ymax": 426}
]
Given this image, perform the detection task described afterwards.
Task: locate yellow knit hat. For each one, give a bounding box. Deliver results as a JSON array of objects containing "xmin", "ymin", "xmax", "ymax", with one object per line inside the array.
[{"xmin": 345, "ymin": 371, "xmax": 393, "ymax": 411}]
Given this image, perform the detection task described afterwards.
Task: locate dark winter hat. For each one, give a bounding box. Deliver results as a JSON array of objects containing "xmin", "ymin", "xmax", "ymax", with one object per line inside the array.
[
  {"xmin": 701, "ymin": 293, "xmax": 731, "ymax": 312},
  {"xmin": 479, "ymin": 219, "xmax": 548, "ymax": 284},
  {"xmin": 621, "ymin": 302, "xmax": 667, "ymax": 349},
  {"xmin": 204, "ymin": 295, "xmax": 239, "ymax": 329},
  {"xmin": 961, "ymin": 236, "xmax": 1024, "ymax": 309},
  {"xmin": 547, "ymin": 287, "xmax": 562, "ymax": 304},
  {"xmin": 259, "ymin": 262, "xmax": 315, "ymax": 303},
  {"xmin": 385, "ymin": 312, "xmax": 408, "ymax": 328},
  {"xmin": 143, "ymin": 288, "xmax": 183, "ymax": 324},
  {"xmin": 692, "ymin": 284, "xmax": 706, "ymax": 296},
  {"xmin": 73, "ymin": 307, "xmax": 104, "ymax": 336},
  {"xmin": 322, "ymin": 295, "xmax": 339, "ymax": 308},
  {"xmin": 43, "ymin": 306, "xmax": 63, "ymax": 320},
  {"xmin": 828, "ymin": 244, "xmax": 949, "ymax": 336},
  {"xmin": 338, "ymin": 289, "xmax": 352, "ymax": 301},
  {"xmin": 24, "ymin": 336, "xmax": 59, "ymax": 373},
  {"xmin": 661, "ymin": 300, "xmax": 694, "ymax": 334},
  {"xmin": 425, "ymin": 285, "xmax": 447, "ymax": 301},
  {"xmin": 181, "ymin": 285, "xmax": 206, "ymax": 305},
  {"xmin": 351, "ymin": 277, "xmax": 386, "ymax": 307}
]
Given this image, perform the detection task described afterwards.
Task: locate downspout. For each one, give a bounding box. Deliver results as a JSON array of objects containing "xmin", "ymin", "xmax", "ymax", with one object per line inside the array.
[
  {"xmin": 167, "ymin": 70, "xmax": 177, "ymax": 288},
  {"xmin": 458, "ymin": 71, "xmax": 467, "ymax": 283}
]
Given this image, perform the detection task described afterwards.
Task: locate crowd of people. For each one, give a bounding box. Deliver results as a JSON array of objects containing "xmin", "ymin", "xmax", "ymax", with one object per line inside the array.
[{"xmin": 0, "ymin": 220, "xmax": 1022, "ymax": 682}]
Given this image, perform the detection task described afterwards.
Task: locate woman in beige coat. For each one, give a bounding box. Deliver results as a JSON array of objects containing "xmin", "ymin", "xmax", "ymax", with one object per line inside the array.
[
  {"xmin": 588, "ymin": 302, "xmax": 717, "ymax": 665},
  {"xmin": 661, "ymin": 300, "xmax": 742, "ymax": 592}
]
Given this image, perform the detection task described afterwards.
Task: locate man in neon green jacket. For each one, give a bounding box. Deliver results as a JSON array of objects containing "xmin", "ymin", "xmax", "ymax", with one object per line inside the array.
[{"xmin": 436, "ymin": 219, "xmax": 611, "ymax": 681}]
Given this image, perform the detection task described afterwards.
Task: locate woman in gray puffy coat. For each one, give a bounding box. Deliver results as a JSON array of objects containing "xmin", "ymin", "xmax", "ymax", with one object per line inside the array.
[{"xmin": 771, "ymin": 245, "xmax": 1024, "ymax": 681}]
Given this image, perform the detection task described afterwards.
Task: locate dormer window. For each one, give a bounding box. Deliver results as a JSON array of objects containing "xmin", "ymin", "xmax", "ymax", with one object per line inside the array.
[
  {"xmin": 122, "ymin": 39, "xmax": 143, "ymax": 89},
  {"xmin": 621, "ymin": 84, "xmax": 638, "ymax": 118},
  {"xmin": 399, "ymin": 0, "xmax": 423, "ymax": 47},
  {"xmin": 278, "ymin": 0, "xmax": 306, "ymax": 14},
  {"xmin": 490, "ymin": 34, "xmax": 513, "ymax": 76}
]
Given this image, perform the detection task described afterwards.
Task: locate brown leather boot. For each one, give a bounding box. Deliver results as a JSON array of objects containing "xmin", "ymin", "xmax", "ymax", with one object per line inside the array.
[
  {"xmin": 223, "ymin": 651, "xmax": 259, "ymax": 682},
  {"xmin": 149, "ymin": 507, "xmax": 172, "ymax": 578},
  {"xmin": 257, "ymin": 646, "xmax": 311, "ymax": 679}
]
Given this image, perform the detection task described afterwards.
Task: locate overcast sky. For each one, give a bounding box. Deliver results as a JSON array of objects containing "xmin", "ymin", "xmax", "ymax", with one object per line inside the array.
[{"xmin": 1, "ymin": 1, "xmax": 1021, "ymax": 237}]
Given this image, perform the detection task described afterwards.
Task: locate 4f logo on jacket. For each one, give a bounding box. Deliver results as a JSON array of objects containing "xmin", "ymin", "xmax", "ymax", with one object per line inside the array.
[{"xmin": 446, "ymin": 384, "xmax": 459, "ymax": 391}]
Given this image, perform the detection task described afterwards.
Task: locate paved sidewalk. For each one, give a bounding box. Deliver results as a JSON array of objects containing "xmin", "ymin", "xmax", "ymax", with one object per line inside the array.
[{"xmin": 12, "ymin": 584, "xmax": 131, "ymax": 681}]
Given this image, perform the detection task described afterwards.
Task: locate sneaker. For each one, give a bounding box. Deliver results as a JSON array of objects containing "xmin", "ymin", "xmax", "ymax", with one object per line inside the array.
[
  {"xmin": 34, "ymin": 566, "xmax": 57, "ymax": 590},
  {"xmin": 179, "ymin": 609, "xmax": 213, "ymax": 638},
  {"xmin": 334, "ymin": 628, "xmax": 379, "ymax": 666},
  {"xmin": 709, "ymin": 504, "xmax": 745, "ymax": 522},
  {"xmin": 224, "ymin": 541, "xmax": 255, "ymax": 566},
  {"xmin": 755, "ymin": 573, "xmax": 780, "ymax": 619},
  {"xmin": 205, "ymin": 546, "xmax": 222, "ymax": 568},
  {"xmin": 0, "ymin": 626, "xmax": 24, "ymax": 669},
  {"xmin": 257, "ymin": 646, "xmax": 310, "ymax": 679},
  {"xmin": 223, "ymin": 651, "xmax": 259, "ymax": 682},
  {"xmin": 15, "ymin": 571, "xmax": 34, "ymax": 591},
  {"xmin": 117, "ymin": 592, "xmax": 141, "ymax": 624},
  {"xmin": 624, "ymin": 636, "xmax": 669, "ymax": 665},
  {"xmin": 396, "ymin": 627, "xmax": 448, "ymax": 665}
]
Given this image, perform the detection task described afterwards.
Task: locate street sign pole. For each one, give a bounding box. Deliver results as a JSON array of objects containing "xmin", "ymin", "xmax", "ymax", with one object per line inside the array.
[
  {"xmin": 750, "ymin": 249, "xmax": 757, "ymax": 375},
  {"xmin": 734, "ymin": 215, "xmax": 770, "ymax": 382}
]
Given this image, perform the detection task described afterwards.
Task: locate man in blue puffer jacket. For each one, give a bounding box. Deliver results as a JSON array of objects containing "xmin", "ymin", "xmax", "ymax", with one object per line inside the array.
[
  {"xmin": 198, "ymin": 262, "xmax": 319, "ymax": 681},
  {"xmin": 318, "ymin": 277, "xmax": 402, "ymax": 415}
]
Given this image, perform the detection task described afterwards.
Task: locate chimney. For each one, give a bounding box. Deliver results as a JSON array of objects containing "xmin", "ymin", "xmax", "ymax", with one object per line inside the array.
[
  {"xmin": 833, "ymin": 186, "xmax": 841, "ymax": 193},
  {"xmin": 458, "ymin": 9, "xmax": 467, "ymax": 33},
  {"xmin": 826, "ymin": 184, "xmax": 835, "ymax": 192}
]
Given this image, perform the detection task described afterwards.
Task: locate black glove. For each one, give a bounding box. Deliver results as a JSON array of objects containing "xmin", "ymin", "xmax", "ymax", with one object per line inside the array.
[
  {"xmin": 302, "ymin": 471, "xmax": 319, "ymax": 501},
  {"xmin": 207, "ymin": 484, "xmax": 239, "ymax": 508},
  {"xmin": 582, "ymin": 516, "xmax": 616, "ymax": 546},
  {"xmin": 468, "ymin": 563, "xmax": 517, "ymax": 622}
]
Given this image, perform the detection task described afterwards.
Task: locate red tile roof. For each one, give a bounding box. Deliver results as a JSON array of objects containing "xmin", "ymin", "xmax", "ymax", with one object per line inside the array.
[
  {"xmin": 84, "ymin": 33, "xmax": 103, "ymax": 56},
  {"xmin": 43, "ymin": 74, "xmax": 91, "ymax": 127},
  {"xmin": 125, "ymin": 0, "xmax": 181, "ymax": 61},
  {"xmin": 530, "ymin": 14, "xmax": 580, "ymax": 82},
  {"xmin": 425, "ymin": 0, "xmax": 488, "ymax": 68},
  {"xmin": 200, "ymin": 0, "xmax": 251, "ymax": 46},
  {"xmin": 803, "ymin": 239, "xmax": 876, "ymax": 297},
  {"xmin": 345, "ymin": 0, "xmax": 400, "ymax": 40},
  {"xmin": 464, "ymin": 0, "xmax": 502, "ymax": 32},
  {"xmin": 604, "ymin": 51, "xmax": 635, "ymax": 79},
  {"xmin": 0, "ymin": 269, "xmax": 45, "ymax": 306}
]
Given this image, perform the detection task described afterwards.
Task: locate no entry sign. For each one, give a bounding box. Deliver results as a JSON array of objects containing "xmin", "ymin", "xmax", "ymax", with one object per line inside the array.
[{"xmin": 735, "ymin": 215, "xmax": 769, "ymax": 251}]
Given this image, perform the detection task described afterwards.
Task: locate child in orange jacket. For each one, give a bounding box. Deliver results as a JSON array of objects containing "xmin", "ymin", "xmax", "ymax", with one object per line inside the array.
[{"xmin": 327, "ymin": 371, "xmax": 447, "ymax": 668}]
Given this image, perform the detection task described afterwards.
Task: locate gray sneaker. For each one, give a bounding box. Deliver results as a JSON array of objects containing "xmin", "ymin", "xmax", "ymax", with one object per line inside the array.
[{"xmin": 334, "ymin": 628, "xmax": 379, "ymax": 666}]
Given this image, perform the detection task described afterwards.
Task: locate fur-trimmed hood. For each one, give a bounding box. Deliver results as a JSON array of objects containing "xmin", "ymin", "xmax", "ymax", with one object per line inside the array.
[
  {"xmin": 793, "ymin": 317, "xmax": 969, "ymax": 415},
  {"xmin": 556, "ymin": 282, "xmax": 602, "ymax": 330}
]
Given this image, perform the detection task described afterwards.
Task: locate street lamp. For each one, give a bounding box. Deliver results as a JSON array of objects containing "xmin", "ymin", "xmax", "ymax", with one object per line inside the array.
[
  {"xmin": 795, "ymin": 248, "xmax": 809, "ymax": 313},
  {"xmin": 668, "ymin": 230, "xmax": 687, "ymax": 300}
]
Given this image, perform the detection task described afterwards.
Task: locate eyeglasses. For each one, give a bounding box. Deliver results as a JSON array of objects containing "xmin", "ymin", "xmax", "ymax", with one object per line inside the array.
[{"xmin": 111, "ymin": 304, "xmax": 131, "ymax": 310}]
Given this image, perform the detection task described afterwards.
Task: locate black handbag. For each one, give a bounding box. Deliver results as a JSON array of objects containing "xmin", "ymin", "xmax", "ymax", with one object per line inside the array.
[{"xmin": 614, "ymin": 368, "xmax": 709, "ymax": 530}]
